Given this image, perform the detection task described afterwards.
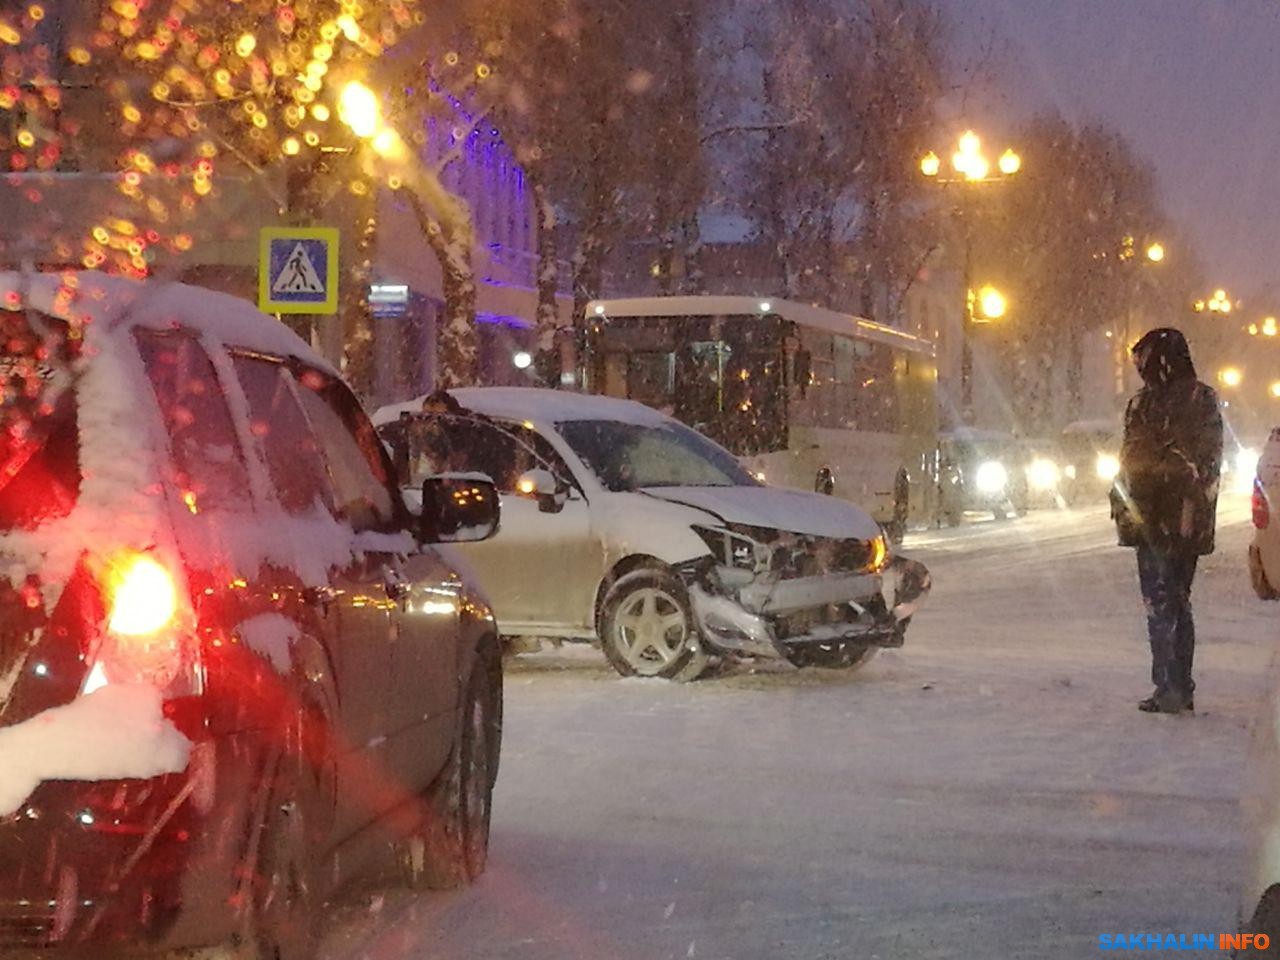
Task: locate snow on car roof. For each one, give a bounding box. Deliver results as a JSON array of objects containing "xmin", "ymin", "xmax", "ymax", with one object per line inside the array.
[
  {"xmin": 585, "ymin": 295, "xmax": 935, "ymax": 358},
  {"xmin": 0, "ymin": 270, "xmax": 332, "ymax": 373},
  {"xmin": 373, "ymin": 387, "xmax": 671, "ymax": 428}
]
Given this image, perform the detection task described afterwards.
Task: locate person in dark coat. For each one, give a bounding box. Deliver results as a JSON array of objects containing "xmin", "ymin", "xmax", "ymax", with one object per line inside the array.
[{"xmin": 1111, "ymin": 327, "xmax": 1223, "ymax": 714}]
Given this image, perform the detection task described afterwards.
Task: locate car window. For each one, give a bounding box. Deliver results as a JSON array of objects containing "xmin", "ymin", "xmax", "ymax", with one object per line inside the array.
[
  {"xmin": 415, "ymin": 414, "xmax": 523, "ymax": 492},
  {"xmin": 231, "ymin": 354, "xmax": 333, "ymax": 516},
  {"xmin": 292, "ymin": 367, "xmax": 396, "ymax": 532},
  {"xmin": 506, "ymin": 423, "xmax": 578, "ymax": 487},
  {"xmin": 0, "ymin": 307, "xmax": 79, "ymax": 532},
  {"xmin": 134, "ymin": 330, "xmax": 251, "ymax": 514}
]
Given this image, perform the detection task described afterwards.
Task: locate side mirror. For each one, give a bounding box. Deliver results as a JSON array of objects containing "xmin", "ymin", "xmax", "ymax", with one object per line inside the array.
[
  {"xmin": 418, "ymin": 474, "xmax": 501, "ymax": 543},
  {"xmin": 814, "ymin": 465, "xmax": 835, "ymax": 496},
  {"xmin": 515, "ymin": 468, "xmax": 567, "ymax": 514}
]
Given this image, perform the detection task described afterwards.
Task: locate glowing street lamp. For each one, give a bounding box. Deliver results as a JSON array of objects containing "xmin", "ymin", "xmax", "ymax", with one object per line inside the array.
[
  {"xmin": 1196, "ymin": 288, "xmax": 1235, "ymax": 314},
  {"xmin": 918, "ymin": 130, "xmax": 1022, "ymax": 423},
  {"xmin": 1270, "ymin": 381, "xmax": 1280, "ymax": 399},
  {"xmin": 1220, "ymin": 366, "xmax": 1243, "ymax": 388},
  {"xmin": 921, "ymin": 130, "xmax": 1021, "ymax": 184},
  {"xmin": 974, "ymin": 285, "xmax": 1008, "ymax": 322},
  {"xmin": 998, "ymin": 148, "xmax": 1022, "ymax": 176},
  {"xmin": 1145, "ymin": 241, "xmax": 1165, "ymax": 263},
  {"xmin": 338, "ymin": 80, "xmax": 381, "ymax": 139}
]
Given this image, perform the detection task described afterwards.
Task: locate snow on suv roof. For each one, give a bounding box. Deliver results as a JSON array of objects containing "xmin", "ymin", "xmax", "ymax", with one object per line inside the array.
[
  {"xmin": 0, "ymin": 270, "xmax": 331, "ymax": 372},
  {"xmin": 373, "ymin": 387, "xmax": 670, "ymax": 428}
]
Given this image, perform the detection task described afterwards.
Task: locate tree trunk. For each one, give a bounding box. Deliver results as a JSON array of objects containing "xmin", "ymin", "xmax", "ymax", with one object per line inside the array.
[
  {"xmin": 404, "ymin": 185, "xmax": 478, "ymax": 389},
  {"xmin": 341, "ymin": 207, "xmax": 377, "ymax": 398},
  {"xmin": 1064, "ymin": 322, "xmax": 1083, "ymax": 423},
  {"xmin": 532, "ymin": 178, "xmax": 562, "ymax": 386},
  {"xmin": 572, "ymin": 178, "xmax": 613, "ymax": 325}
]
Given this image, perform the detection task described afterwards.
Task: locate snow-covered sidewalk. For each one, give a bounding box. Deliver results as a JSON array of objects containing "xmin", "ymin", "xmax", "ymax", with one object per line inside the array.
[{"xmin": 320, "ymin": 498, "xmax": 1272, "ymax": 960}]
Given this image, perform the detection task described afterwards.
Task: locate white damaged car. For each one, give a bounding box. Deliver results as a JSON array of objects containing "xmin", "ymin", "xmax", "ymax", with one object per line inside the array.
[{"xmin": 375, "ymin": 388, "xmax": 929, "ymax": 681}]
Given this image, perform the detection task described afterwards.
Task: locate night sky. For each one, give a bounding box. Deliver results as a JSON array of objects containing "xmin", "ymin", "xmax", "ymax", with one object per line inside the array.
[{"xmin": 940, "ymin": 0, "xmax": 1280, "ymax": 306}]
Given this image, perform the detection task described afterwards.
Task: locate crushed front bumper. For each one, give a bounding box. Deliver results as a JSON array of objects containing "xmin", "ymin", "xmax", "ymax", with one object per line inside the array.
[{"xmin": 684, "ymin": 554, "xmax": 931, "ymax": 659}]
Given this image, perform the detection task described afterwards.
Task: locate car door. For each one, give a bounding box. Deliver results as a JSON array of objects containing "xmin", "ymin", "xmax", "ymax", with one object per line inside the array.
[
  {"xmin": 294, "ymin": 369, "xmax": 461, "ymax": 798},
  {"xmin": 287, "ymin": 366, "xmax": 418, "ymax": 832},
  {"xmin": 422, "ymin": 415, "xmax": 599, "ymax": 633}
]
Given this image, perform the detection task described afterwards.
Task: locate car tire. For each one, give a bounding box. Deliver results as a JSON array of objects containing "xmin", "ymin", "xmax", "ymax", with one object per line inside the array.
[
  {"xmin": 783, "ymin": 642, "xmax": 877, "ymax": 671},
  {"xmin": 405, "ymin": 634, "xmax": 501, "ymax": 891},
  {"xmin": 600, "ymin": 569, "xmax": 709, "ymax": 681},
  {"xmin": 245, "ymin": 738, "xmax": 321, "ymax": 960}
]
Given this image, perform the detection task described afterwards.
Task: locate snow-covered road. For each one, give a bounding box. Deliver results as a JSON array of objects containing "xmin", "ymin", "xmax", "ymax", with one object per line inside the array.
[{"xmin": 322, "ymin": 497, "xmax": 1273, "ymax": 959}]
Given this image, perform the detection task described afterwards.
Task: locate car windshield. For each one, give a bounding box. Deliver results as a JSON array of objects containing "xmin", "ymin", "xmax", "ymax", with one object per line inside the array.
[{"xmin": 557, "ymin": 418, "xmax": 758, "ymax": 492}]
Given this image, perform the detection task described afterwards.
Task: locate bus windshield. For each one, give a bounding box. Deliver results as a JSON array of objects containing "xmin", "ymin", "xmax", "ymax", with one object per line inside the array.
[{"xmin": 588, "ymin": 313, "xmax": 786, "ymax": 456}]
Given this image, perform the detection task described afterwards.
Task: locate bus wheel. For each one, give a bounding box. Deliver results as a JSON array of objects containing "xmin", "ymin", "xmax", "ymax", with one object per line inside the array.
[
  {"xmin": 600, "ymin": 569, "xmax": 709, "ymax": 681},
  {"xmin": 784, "ymin": 642, "xmax": 877, "ymax": 671}
]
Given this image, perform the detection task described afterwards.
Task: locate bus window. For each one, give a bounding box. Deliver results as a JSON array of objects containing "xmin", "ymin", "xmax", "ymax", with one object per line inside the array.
[
  {"xmin": 853, "ymin": 340, "xmax": 899, "ymax": 433},
  {"xmin": 590, "ymin": 313, "xmax": 787, "ymax": 456},
  {"xmin": 793, "ymin": 329, "xmax": 841, "ymax": 428}
]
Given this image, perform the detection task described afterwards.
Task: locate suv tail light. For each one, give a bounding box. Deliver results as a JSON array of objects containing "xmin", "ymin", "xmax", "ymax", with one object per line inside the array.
[
  {"xmin": 83, "ymin": 551, "xmax": 203, "ymax": 699},
  {"xmin": 1255, "ymin": 478, "xmax": 1270, "ymax": 530}
]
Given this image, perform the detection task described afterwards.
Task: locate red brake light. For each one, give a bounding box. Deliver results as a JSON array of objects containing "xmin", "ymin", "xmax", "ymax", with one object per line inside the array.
[
  {"xmin": 87, "ymin": 551, "xmax": 199, "ymax": 696},
  {"xmin": 1255, "ymin": 478, "xmax": 1270, "ymax": 530},
  {"xmin": 108, "ymin": 554, "xmax": 178, "ymax": 635}
]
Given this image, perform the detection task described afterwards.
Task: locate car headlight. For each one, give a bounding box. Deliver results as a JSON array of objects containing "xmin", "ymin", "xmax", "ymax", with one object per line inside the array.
[
  {"xmin": 1095, "ymin": 453, "xmax": 1120, "ymax": 481},
  {"xmin": 974, "ymin": 460, "xmax": 1008, "ymax": 494},
  {"xmin": 693, "ymin": 526, "xmax": 763, "ymax": 571},
  {"xmin": 1026, "ymin": 457, "xmax": 1060, "ymax": 491},
  {"xmin": 1236, "ymin": 447, "xmax": 1261, "ymax": 494},
  {"xmin": 864, "ymin": 534, "xmax": 889, "ymax": 574},
  {"xmin": 1064, "ymin": 464, "xmax": 1077, "ymax": 480}
]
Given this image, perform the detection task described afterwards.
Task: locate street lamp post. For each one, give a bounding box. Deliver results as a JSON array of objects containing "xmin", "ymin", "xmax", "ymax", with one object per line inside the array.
[{"xmin": 920, "ymin": 130, "xmax": 1021, "ymax": 424}]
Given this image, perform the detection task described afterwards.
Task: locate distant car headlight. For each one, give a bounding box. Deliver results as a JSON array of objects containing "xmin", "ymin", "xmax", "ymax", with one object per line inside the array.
[
  {"xmin": 1095, "ymin": 453, "xmax": 1121, "ymax": 481},
  {"xmin": 1026, "ymin": 457, "xmax": 1060, "ymax": 492},
  {"xmin": 975, "ymin": 460, "xmax": 1008, "ymax": 494},
  {"xmin": 1236, "ymin": 447, "xmax": 1261, "ymax": 494},
  {"xmin": 1064, "ymin": 464, "xmax": 1078, "ymax": 480}
]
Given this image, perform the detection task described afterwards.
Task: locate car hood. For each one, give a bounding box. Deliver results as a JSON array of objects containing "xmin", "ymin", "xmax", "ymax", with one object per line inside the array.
[{"xmin": 639, "ymin": 485, "xmax": 882, "ymax": 540}]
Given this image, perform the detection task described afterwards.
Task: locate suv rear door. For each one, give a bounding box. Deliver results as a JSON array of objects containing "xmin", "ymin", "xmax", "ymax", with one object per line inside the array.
[{"xmin": 290, "ymin": 368, "xmax": 462, "ymax": 799}]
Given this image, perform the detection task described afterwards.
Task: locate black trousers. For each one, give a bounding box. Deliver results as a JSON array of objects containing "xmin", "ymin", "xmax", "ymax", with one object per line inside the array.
[{"xmin": 1136, "ymin": 543, "xmax": 1199, "ymax": 701}]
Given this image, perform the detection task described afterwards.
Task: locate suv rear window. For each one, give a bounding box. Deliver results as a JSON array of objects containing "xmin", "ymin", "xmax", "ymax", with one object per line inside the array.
[
  {"xmin": 0, "ymin": 307, "xmax": 80, "ymax": 531},
  {"xmin": 135, "ymin": 331, "xmax": 250, "ymax": 513}
]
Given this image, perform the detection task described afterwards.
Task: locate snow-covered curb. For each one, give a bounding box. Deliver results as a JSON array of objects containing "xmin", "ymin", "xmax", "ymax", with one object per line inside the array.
[{"xmin": 0, "ymin": 684, "xmax": 191, "ymax": 818}]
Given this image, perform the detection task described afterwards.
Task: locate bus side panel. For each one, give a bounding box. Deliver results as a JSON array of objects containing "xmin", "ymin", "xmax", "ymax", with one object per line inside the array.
[{"xmin": 741, "ymin": 427, "xmax": 904, "ymax": 522}]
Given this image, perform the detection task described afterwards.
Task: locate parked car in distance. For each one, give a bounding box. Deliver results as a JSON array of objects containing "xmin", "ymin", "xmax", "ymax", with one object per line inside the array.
[
  {"xmin": 1058, "ymin": 419, "xmax": 1121, "ymax": 506},
  {"xmin": 1019, "ymin": 437, "xmax": 1065, "ymax": 510},
  {"xmin": 0, "ymin": 272, "xmax": 503, "ymax": 957},
  {"xmin": 375, "ymin": 388, "xmax": 930, "ymax": 682},
  {"xmin": 936, "ymin": 428, "xmax": 1028, "ymax": 523}
]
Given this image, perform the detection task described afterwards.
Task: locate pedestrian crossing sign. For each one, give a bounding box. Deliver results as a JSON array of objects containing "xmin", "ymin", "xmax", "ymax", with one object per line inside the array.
[{"xmin": 258, "ymin": 226, "xmax": 340, "ymax": 314}]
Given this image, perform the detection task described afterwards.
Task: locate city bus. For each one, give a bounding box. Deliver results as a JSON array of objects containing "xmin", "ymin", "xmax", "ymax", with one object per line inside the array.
[{"xmin": 582, "ymin": 296, "xmax": 939, "ymax": 535}]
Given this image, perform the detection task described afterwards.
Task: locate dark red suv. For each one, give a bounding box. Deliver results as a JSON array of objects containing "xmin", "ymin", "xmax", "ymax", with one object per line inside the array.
[{"xmin": 0, "ymin": 272, "xmax": 503, "ymax": 957}]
